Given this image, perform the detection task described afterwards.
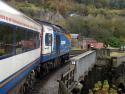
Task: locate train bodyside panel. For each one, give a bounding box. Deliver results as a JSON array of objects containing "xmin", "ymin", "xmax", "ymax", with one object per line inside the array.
[
  {"xmin": 41, "ymin": 24, "xmax": 55, "ymax": 62},
  {"xmin": 0, "ymin": 23, "xmax": 41, "ymax": 94},
  {"xmin": 0, "ymin": 55, "xmax": 40, "ymax": 94},
  {"xmin": 41, "ymin": 32, "xmax": 58, "ymax": 63},
  {"xmin": 52, "ymin": 25, "xmax": 71, "ymax": 57},
  {"xmin": 40, "ymin": 23, "xmax": 71, "ymax": 63},
  {"xmin": 60, "ymin": 33, "xmax": 71, "ymax": 55}
]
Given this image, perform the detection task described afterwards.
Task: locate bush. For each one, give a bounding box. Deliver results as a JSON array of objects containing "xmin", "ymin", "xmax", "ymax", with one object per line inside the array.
[{"xmin": 107, "ymin": 37, "xmax": 123, "ymax": 47}]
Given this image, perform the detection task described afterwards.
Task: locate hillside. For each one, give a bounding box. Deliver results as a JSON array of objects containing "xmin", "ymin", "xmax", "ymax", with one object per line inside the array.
[{"xmin": 5, "ymin": 0, "xmax": 125, "ymax": 47}]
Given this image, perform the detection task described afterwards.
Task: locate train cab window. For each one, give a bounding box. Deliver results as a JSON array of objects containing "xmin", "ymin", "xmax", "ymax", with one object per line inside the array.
[
  {"xmin": 0, "ymin": 23, "xmax": 13, "ymax": 57},
  {"xmin": 45, "ymin": 33, "xmax": 52, "ymax": 46}
]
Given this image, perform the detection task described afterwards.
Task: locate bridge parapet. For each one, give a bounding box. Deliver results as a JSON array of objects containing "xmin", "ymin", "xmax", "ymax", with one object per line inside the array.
[
  {"xmin": 58, "ymin": 51, "xmax": 96, "ymax": 94},
  {"xmin": 70, "ymin": 50, "xmax": 96, "ymax": 81}
]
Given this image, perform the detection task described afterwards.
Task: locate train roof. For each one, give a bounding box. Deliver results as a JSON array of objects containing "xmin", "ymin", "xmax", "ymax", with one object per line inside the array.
[
  {"xmin": 35, "ymin": 19, "xmax": 52, "ymax": 26},
  {"xmin": 0, "ymin": 1, "xmax": 41, "ymax": 31},
  {"xmin": 35, "ymin": 19, "xmax": 70, "ymax": 34},
  {"xmin": 54, "ymin": 25, "xmax": 70, "ymax": 34}
]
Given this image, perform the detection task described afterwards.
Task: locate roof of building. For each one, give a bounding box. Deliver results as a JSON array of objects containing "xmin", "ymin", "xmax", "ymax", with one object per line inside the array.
[{"xmin": 70, "ymin": 34, "xmax": 79, "ymax": 39}]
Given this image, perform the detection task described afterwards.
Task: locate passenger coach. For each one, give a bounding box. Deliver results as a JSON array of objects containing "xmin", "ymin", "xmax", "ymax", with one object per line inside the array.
[
  {"xmin": 0, "ymin": 1, "xmax": 41, "ymax": 94},
  {"xmin": 0, "ymin": 1, "xmax": 71, "ymax": 94}
]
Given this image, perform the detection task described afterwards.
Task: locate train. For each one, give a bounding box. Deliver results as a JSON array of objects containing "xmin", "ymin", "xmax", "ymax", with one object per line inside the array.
[{"xmin": 0, "ymin": 1, "xmax": 71, "ymax": 94}]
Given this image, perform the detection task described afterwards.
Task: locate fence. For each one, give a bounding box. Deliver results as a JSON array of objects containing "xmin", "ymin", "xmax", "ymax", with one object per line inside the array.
[
  {"xmin": 61, "ymin": 64, "xmax": 76, "ymax": 89},
  {"xmin": 58, "ymin": 80, "xmax": 72, "ymax": 94},
  {"xmin": 58, "ymin": 64, "xmax": 75, "ymax": 94}
]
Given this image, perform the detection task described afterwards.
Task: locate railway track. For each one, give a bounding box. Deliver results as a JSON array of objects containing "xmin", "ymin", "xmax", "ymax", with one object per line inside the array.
[
  {"xmin": 27, "ymin": 50, "xmax": 85, "ymax": 94},
  {"xmin": 27, "ymin": 64, "xmax": 69, "ymax": 94},
  {"xmin": 70, "ymin": 50, "xmax": 87, "ymax": 58}
]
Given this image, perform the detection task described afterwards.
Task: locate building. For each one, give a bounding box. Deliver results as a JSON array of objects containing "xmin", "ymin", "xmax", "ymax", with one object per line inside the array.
[{"xmin": 81, "ymin": 38, "xmax": 104, "ymax": 49}]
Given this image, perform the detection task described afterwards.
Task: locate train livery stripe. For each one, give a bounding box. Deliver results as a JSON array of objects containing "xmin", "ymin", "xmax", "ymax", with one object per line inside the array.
[
  {"xmin": 0, "ymin": 57, "xmax": 40, "ymax": 88},
  {"xmin": 0, "ymin": 1, "xmax": 41, "ymax": 31}
]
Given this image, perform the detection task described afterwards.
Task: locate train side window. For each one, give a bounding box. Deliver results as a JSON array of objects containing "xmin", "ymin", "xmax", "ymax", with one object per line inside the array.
[
  {"xmin": 34, "ymin": 32, "xmax": 40, "ymax": 49},
  {"xmin": 16, "ymin": 27, "xmax": 25, "ymax": 54},
  {"xmin": 45, "ymin": 33, "xmax": 52, "ymax": 46},
  {"xmin": 26, "ymin": 30, "xmax": 34, "ymax": 50},
  {"xmin": 16, "ymin": 28, "xmax": 34, "ymax": 53},
  {"xmin": 0, "ymin": 23, "xmax": 13, "ymax": 57},
  {"xmin": 16, "ymin": 28, "xmax": 40, "ymax": 54},
  {"xmin": 0, "ymin": 23, "xmax": 40, "ymax": 57}
]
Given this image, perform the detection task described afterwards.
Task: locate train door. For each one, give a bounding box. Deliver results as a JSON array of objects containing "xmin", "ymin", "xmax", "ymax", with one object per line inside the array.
[
  {"xmin": 56, "ymin": 34, "xmax": 60, "ymax": 55},
  {"xmin": 40, "ymin": 27, "xmax": 43, "ymax": 54},
  {"xmin": 42, "ymin": 25, "xmax": 53, "ymax": 55}
]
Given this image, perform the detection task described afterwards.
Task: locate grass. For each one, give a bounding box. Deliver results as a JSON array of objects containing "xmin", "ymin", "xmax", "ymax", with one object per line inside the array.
[
  {"xmin": 71, "ymin": 47, "xmax": 83, "ymax": 50},
  {"xmin": 110, "ymin": 52, "xmax": 125, "ymax": 57}
]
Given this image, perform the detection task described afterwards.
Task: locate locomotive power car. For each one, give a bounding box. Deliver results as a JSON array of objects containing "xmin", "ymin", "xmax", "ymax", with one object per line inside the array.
[
  {"xmin": 0, "ymin": 1, "xmax": 71, "ymax": 94},
  {"xmin": 36, "ymin": 20, "xmax": 71, "ymax": 74}
]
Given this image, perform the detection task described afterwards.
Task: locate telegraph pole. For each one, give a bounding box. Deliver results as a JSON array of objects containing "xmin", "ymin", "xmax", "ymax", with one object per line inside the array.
[{"xmin": 93, "ymin": 0, "xmax": 94, "ymax": 5}]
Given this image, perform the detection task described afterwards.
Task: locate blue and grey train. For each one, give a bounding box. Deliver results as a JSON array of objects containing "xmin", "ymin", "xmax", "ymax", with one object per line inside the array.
[{"xmin": 0, "ymin": 1, "xmax": 71, "ymax": 94}]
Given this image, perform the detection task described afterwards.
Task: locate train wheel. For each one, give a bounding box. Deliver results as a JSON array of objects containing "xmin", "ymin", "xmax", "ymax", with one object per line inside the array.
[
  {"xmin": 53, "ymin": 61, "xmax": 56, "ymax": 69},
  {"xmin": 35, "ymin": 66, "xmax": 41, "ymax": 78},
  {"xmin": 53, "ymin": 58, "xmax": 58, "ymax": 68},
  {"xmin": 58, "ymin": 57, "xmax": 61, "ymax": 67},
  {"xmin": 45, "ymin": 63, "xmax": 49, "ymax": 73},
  {"xmin": 19, "ymin": 84, "xmax": 27, "ymax": 94},
  {"xmin": 19, "ymin": 86, "xmax": 23, "ymax": 94},
  {"xmin": 61, "ymin": 58, "xmax": 65, "ymax": 65}
]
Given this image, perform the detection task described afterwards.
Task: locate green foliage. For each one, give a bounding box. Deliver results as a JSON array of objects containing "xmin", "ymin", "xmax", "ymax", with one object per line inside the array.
[
  {"xmin": 15, "ymin": 2, "xmax": 40, "ymax": 17},
  {"xmin": 64, "ymin": 14, "xmax": 125, "ymax": 47},
  {"xmin": 6, "ymin": 0, "xmax": 125, "ymax": 48},
  {"xmin": 75, "ymin": 0, "xmax": 125, "ymax": 9},
  {"xmin": 107, "ymin": 37, "xmax": 123, "ymax": 47}
]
